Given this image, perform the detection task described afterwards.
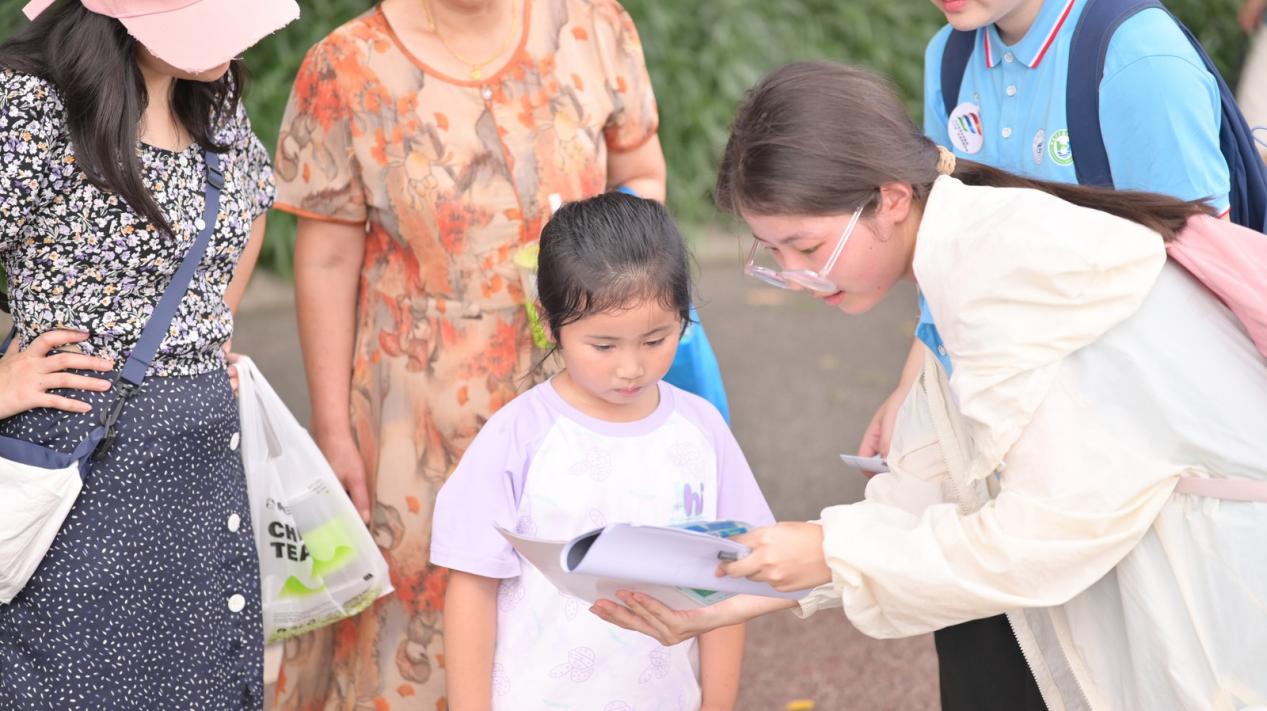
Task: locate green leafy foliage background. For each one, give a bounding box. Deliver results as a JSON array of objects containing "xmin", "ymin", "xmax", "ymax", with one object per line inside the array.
[{"xmin": 0, "ymin": 0, "xmax": 1248, "ymax": 275}]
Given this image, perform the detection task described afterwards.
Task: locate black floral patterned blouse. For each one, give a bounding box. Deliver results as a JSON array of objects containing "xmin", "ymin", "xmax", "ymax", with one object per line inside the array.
[{"xmin": 0, "ymin": 69, "xmax": 275, "ymax": 377}]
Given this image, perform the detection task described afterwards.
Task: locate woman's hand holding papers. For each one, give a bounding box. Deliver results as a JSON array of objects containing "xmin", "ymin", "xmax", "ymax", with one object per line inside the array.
[
  {"xmin": 591, "ymin": 521, "xmax": 830, "ymax": 645},
  {"xmin": 722, "ymin": 522, "xmax": 832, "ymax": 592}
]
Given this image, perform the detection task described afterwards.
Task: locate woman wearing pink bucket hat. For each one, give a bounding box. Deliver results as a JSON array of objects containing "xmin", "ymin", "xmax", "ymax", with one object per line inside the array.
[
  {"xmin": 0, "ymin": 0, "xmax": 295, "ymax": 708},
  {"xmin": 21, "ymin": 0, "xmax": 299, "ymax": 73}
]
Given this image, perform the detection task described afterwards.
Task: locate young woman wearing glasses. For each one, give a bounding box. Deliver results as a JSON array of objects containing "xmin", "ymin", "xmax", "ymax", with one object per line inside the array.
[{"xmin": 592, "ymin": 61, "xmax": 1267, "ymax": 710}]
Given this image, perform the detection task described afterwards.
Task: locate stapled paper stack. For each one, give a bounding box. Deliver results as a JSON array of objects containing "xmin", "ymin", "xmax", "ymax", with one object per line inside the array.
[{"xmin": 498, "ymin": 521, "xmax": 809, "ymax": 610}]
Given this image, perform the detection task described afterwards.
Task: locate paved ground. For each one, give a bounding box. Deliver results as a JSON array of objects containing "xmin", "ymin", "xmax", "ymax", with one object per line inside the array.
[{"xmin": 233, "ymin": 233, "xmax": 939, "ymax": 710}]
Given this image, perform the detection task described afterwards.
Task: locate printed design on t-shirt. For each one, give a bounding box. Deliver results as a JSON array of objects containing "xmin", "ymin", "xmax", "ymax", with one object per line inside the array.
[
  {"xmin": 557, "ymin": 590, "xmax": 585, "ymax": 618},
  {"xmin": 668, "ymin": 441, "xmax": 707, "ymax": 478},
  {"xmin": 558, "ymin": 589, "xmax": 582, "ymax": 621},
  {"xmin": 1048, "ymin": 128, "xmax": 1073, "ymax": 166},
  {"xmin": 497, "ymin": 577, "xmax": 526, "ymax": 612},
  {"xmin": 669, "ymin": 440, "xmax": 709, "ymax": 522},
  {"xmin": 588, "ymin": 508, "xmax": 607, "ymax": 529},
  {"xmin": 681, "ymin": 482, "xmax": 705, "ymax": 520},
  {"xmin": 516, "ymin": 509, "xmax": 537, "ymax": 536},
  {"xmin": 639, "ymin": 648, "xmax": 672, "ymax": 684},
  {"xmin": 491, "ymin": 663, "xmax": 511, "ymax": 697},
  {"xmin": 948, "ymin": 102, "xmax": 985, "ymax": 154},
  {"xmin": 569, "ymin": 446, "xmax": 614, "ymax": 481},
  {"xmin": 549, "ymin": 647, "xmax": 598, "ymax": 683}
]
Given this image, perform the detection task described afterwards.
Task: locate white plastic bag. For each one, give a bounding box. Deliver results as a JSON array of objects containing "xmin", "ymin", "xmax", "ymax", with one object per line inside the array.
[
  {"xmin": 0, "ymin": 455, "xmax": 81, "ymax": 604},
  {"xmin": 235, "ymin": 356, "xmax": 392, "ymax": 643}
]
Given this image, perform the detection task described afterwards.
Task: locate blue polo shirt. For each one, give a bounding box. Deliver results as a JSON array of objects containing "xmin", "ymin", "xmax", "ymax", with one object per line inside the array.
[{"xmin": 917, "ymin": 0, "xmax": 1231, "ymax": 373}]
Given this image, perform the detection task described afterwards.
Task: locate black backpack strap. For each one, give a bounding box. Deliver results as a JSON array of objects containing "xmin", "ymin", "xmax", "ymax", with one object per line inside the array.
[
  {"xmin": 1167, "ymin": 19, "xmax": 1267, "ymax": 230},
  {"xmin": 1066, "ymin": 0, "xmax": 1162, "ymax": 188},
  {"xmin": 1067, "ymin": 0, "xmax": 1267, "ymax": 229},
  {"xmin": 941, "ymin": 29, "xmax": 978, "ymax": 118}
]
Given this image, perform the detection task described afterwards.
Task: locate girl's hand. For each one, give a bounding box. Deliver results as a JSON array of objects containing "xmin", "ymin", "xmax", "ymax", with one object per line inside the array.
[
  {"xmin": 0, "ymin": 330, "xmax": 114, "ymax": 419},
  {"xmin": 316, "ymin": 430, "xmax": 372, "ymax": 523},
  {"xmin": 591, "ymin": 592, "xmax": 741, "ymax": 646},
  {"xmin": 722, "ymin": 523, "xmax": 832, "ymax": 592},
  {"xmin": 591, "ymin": 592, "xmax": 796, "ymax": 646}
]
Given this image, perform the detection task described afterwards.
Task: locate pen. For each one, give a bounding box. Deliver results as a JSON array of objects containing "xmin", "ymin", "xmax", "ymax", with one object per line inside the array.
[{"xmin": 716, "ymin": 551, "xmax": 739, "ymax": 562}]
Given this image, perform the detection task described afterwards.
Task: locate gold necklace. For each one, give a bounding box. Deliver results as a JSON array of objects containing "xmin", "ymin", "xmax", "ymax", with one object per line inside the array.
[{"xmin": 423, "ymin": 0, "xmax": 518, "ymax": 81}]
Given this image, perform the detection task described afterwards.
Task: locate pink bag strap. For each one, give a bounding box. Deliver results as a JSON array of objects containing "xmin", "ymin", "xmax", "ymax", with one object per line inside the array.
[
  {"xmin": 1167, "ymin": 216, "xmax": 1267, "ymax": 361},
  {"xmin": 1175, "ymin": 476, "xmax": 1267, "ymax": 503}
]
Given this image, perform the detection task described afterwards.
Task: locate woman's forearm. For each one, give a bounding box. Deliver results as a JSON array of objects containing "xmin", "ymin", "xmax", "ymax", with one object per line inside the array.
[
  {"xmin": 606, "ymin": 135, "xmax": 666, "ymax": 202},
  {"xmin": 715, "ymin": 594, "xmax": 799, "ymax": 626},
  {"xmin": 292, "ymin": 217, "xmax": 365, "ymax": 439}
]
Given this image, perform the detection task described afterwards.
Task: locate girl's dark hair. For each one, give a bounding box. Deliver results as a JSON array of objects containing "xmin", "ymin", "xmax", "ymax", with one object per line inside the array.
[
  {"xmin": 0, "ymin": 0, "xmax": 243, "ymax": 234},
  {"xmin": 715, "ymin": 60, "xmax": 1212, "ymax": 242},
  {"xmin": 537, "ymin": 192, "xmax": 692, "ymax": 341}
]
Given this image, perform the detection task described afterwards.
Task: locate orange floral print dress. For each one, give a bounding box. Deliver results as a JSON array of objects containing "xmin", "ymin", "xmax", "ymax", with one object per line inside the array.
[{"xmin": 270, "ymin": 1, "xmax": 658, "ymax": 709}]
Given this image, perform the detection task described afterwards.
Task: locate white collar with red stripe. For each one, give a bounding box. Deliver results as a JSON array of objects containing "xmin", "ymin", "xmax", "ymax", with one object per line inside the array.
[{"xmin": 982, "ymin": 0, "xmax": 1077, "ymax": 69}]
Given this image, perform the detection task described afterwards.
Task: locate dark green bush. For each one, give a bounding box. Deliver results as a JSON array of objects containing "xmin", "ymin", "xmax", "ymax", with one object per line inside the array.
[{"xmin": 0, "ymin": 0, "xmax": 1248, "ymax": 274}]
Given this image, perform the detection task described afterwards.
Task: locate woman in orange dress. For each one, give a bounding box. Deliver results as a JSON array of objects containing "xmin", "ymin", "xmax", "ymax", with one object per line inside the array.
[{"xmin": 271, "ymin": 0, "xmax": 670, "ymax": 707}]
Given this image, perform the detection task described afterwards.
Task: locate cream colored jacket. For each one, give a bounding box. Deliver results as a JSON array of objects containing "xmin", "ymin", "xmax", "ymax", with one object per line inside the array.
[{"xmin": 798, "ymin": 177, "xmax": 1267, "ymax": 710}]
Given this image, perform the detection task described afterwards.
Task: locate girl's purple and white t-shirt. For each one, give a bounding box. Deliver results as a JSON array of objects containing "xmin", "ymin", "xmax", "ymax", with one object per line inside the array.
[{"xmin": 432, "ymin": 379, "xmax": 774, "ymax": 710}]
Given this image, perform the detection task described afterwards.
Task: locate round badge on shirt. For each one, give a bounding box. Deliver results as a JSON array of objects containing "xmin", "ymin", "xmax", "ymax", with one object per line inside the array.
[
  {"xmin": 947, "ymin": 102, "xmax": 984, "ymax": 155},
  {"xmin": 1048, "ymin": 128, "xmax": 1074, "ymax": 166}
]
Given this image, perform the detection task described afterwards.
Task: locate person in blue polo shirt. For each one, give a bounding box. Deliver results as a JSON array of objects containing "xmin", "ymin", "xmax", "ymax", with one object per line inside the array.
[
  {"xmin": 856, "ymin": 2, "xmax": 1234, "ymax": 710},
  {"xmin": 863, "ymin": 0, "xmax": 1232, "ymax": 471},
  {"xmin": 925, "ymin": 0, "xmax": 1229, "ymax": 209}
]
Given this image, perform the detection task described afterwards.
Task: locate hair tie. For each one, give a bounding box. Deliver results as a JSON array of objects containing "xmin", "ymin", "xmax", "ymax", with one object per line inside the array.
[{"xmin": 936, "ymin": 146, "xmax": 957, "ymax": 176}]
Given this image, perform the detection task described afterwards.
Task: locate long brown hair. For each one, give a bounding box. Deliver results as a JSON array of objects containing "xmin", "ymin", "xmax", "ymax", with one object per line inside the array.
[
  {"xmin": 715, "ymin": 61, "xmax": 1212, "ymax": 241},
  {"xmin": 0, "ymin": 0, "xmax": 244, "ymax": 236}
]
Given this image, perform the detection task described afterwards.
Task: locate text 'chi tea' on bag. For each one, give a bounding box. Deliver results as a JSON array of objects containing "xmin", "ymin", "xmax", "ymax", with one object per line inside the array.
[{"xmin": 234, "ymin": 357, "xmax": 392, "ymax": 643}]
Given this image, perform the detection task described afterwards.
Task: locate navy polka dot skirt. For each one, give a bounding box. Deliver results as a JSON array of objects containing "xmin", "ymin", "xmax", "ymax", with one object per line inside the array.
[{"xmin": 0, "ymin": 369, "xmax": 262, "ymax": 710}]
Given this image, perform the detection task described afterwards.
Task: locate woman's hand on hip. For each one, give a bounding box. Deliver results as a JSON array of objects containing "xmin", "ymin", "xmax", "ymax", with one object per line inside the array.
[
  {"xmin": 722, "ymin": 523, "xmax": 832, "ymax": 592},
  {"xmin": 0, "ymin": 330, "xmax": 114, "ymax": 419},
  {"xmin": 316, "ymin": 429, "xmax": 372, "ymax": 523}
]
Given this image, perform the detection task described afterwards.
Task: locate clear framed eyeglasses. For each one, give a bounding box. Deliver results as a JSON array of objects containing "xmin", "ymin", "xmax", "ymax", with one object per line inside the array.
[{"xmin": 743, "ymin": 206, "xmax": 864, "ymax": 293}]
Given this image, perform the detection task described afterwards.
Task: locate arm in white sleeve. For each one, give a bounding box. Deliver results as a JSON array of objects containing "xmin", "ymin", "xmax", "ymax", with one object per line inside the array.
[{"xmin": 806, "ymin": 373, "xmax": 1179, "ymax": 639}]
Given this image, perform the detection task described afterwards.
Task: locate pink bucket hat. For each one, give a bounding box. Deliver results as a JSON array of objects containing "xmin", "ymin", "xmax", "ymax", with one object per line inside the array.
[{"xmin": 22, "ymin": 0, "xmax": 300, "ymax": 73}]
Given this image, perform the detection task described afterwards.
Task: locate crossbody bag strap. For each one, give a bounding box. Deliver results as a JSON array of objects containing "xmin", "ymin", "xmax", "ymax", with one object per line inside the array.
[
  {"xmin": 118, "ymin": 149, "xmax": 224, "ymax": 387},
  {"xmin": 94, "ymin": 149, "xmax": 224, "ymax": 455},
  {"xmin": 1066, "ymin": 0, "xmax": 1157, "ymax": 188}
]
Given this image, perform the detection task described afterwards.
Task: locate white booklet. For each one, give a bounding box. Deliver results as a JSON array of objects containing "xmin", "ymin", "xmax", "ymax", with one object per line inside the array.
[{"xmin": 498, "ymin": 523, "xmax": 809, "ymax": 610}]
